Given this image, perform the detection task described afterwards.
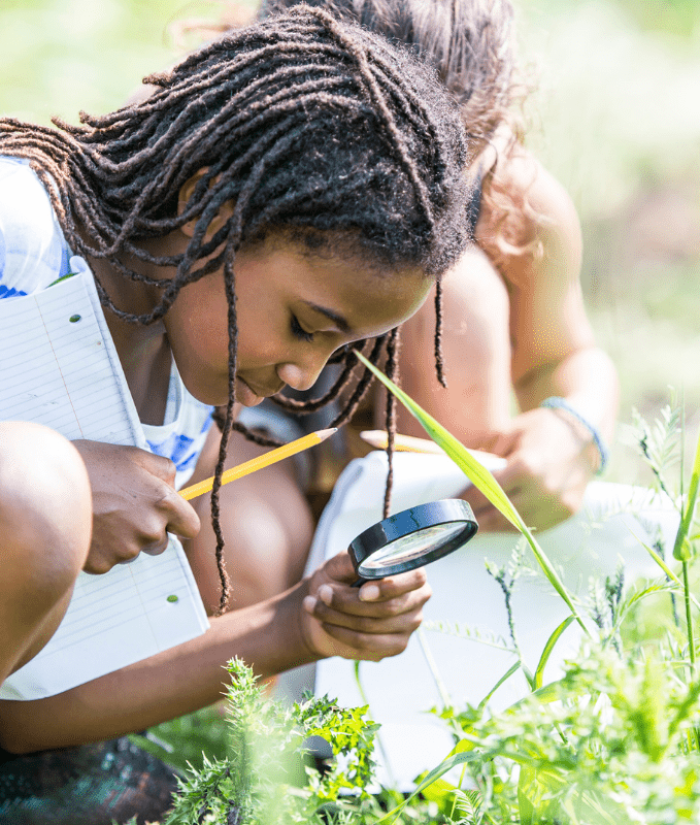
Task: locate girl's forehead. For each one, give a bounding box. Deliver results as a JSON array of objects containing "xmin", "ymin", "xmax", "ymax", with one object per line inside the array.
[{"xmin": 237, "ymin": 239, "xmax": 431, "ymax": 329}]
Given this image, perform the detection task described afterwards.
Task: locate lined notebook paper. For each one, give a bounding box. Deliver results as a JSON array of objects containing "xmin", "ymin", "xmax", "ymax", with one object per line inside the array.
[{"xmin": 0, "ymin": 258, "xmax": 209, "ymax": 701}]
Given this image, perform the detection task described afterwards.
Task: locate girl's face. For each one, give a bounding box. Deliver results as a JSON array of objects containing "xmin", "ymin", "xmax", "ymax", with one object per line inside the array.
[{"xmin": 162, "ymin": 241, "xmax": 432, "ymax": 407}]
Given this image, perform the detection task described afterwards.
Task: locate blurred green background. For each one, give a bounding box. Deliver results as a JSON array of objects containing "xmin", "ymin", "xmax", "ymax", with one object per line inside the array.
[{"xmin": 1, "ymin": 0, "xmax": 699, "ymax": 485}]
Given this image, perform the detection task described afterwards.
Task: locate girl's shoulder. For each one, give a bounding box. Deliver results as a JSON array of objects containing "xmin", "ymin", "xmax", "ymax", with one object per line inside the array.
[
  {"xmin": 472, "ymin": 132, "xmax": 581, "ymax": 288},
  {"xmin": 471, "ymin": 128, "xmax": 537, "ymax": 235},
  {"xmin": 0, "ymin": 157, "xmax": 71, "ymax": 300}
]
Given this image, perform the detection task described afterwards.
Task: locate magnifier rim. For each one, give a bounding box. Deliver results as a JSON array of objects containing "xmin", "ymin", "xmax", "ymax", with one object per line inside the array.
[{"xmin": 348, "ymin": 499, "xmax": 478, "ymax": 580}]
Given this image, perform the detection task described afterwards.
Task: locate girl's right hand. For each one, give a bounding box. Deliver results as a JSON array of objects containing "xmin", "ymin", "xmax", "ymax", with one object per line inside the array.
[
  {"xmin": 299, "ymin": 552, "xmax": 431, "ymax": 662},
  {"xmin": 72, "ymin": 440, "xmax": 201, "ymax": 574}
]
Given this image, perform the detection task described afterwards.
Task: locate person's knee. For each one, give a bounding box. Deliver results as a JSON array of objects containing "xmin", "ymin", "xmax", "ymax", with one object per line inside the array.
[
  {"xmin": 0, "ymin": 422, "xmax": 92, "ymax": 588},
  {"xmin": 187, "ymin": 428, "xmax": 314, "ymax": 613},
  {"xmin": 0, "ymin": 424, "xmax": 92, "ymax": 681},
  {"xmin": 443, "ymin": 247, "xmax": 511, "ymax": 364}
]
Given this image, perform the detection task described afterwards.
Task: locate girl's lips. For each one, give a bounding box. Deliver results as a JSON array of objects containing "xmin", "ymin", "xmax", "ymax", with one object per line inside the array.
[{"xmin": 235, "ymin": 377, "xmax": 265, "ymax": 407}]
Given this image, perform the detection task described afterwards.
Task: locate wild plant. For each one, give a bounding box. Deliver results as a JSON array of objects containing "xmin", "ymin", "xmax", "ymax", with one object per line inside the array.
[
  {"xmin": 358, "ymin": 353, "xmax": 700, "ymax": 824},
  {"xmin": 145, "ymin": 360, "xmax": 700, "ymax": 824}
]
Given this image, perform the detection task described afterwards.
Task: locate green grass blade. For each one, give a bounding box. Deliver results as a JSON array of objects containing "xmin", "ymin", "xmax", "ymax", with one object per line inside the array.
[
  {"xmin": 356, "ymin": 351, "xmax": 591, "ymax": 636},
  {"xmin": 478, "ymin": 661, "xmax": 522, "ymax": 710},
  {"xmin": 375, "ymin": 751, "xmax": 482, "ymax": 823},
  {"xmin": 673, "ymin": 425, "xmax": 700, "ymax": 561},
  {"xmin": 534, "ymin": 616, "xmax": 575, "ymax": 690},
  {"xmin": 356, "ymin": 351, "xmax": 520, "ymax": 526},
  {"xmin": 633, "ymin": 531, "xmax": 700, "ymax": 612}
]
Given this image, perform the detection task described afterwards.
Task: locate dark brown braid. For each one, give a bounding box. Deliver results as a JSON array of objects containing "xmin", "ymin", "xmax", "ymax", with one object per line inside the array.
[
  {"xmin": 434, "ymin": 280, "xmax": 448, "ymax": 388},
  {"xmin": 255, "ymin": 0, "xmax": 516, "ymax": 516},
  {"xmin": 1, "ymin": 6, "xmax": 470, "ymax": 613},
  {"xmin": 382, "ymin": 327, "xmax": 402, "ymax": 519}
]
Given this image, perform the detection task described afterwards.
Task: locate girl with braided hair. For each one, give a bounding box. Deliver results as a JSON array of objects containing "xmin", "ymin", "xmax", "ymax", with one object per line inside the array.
[
  {"xmin": 0, "ymin": 7, "xmax": 470, "ymax": 820},
  {"xmin": 176, "ymin": 0, "xmax": 619, "ymax": 630},
  {"xmin": 254, "ymin": 0, "xmax": 619, "ymax": 528}
]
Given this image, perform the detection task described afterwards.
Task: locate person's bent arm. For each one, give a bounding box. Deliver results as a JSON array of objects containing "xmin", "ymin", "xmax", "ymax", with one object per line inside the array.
[
  {"xmin": 471, "ymin": 147, "xmax": 619, "ymax": 530},
  {"xmin": 0, "ymin": 554, "xmax": 430, "ymax": 754},
  {"xmin": 394, "ymin": 143, "xmax": 618, "ymax": 531}
]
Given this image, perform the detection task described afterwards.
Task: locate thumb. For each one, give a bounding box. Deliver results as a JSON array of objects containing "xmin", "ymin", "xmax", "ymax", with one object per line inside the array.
[
  {"xmin": 320, "ymin": 550, "xmax": 357, "ymax": 584},
  {"xmin": 477, "ymin": 428, "xmax": 518, "ymax": 458}
]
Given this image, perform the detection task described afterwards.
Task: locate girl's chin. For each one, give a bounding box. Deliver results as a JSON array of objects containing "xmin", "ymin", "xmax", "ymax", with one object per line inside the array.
[{"xmin": 235, "ymin": 378, "xmax": 265, "ymax": 407}]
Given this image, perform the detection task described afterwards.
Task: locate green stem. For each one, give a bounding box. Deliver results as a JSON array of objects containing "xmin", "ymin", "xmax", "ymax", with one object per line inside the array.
[
  {"xmin": 416, "ymin": 629, "xmax": 464, "ymax": 743},
  {"xmin": 417, "ymin": 628, "xmax": 452, "ymax": 709},
  {"xmin": 352, "ymin": 661, "xmax": 398, "ymax": 791},
  {"xmin": 683, "ymin": 561, "xmax": 696, "ymax": 677},
  {"xmin": 673, "ymin": 425, "xmax": 700, "ymax": 563}
]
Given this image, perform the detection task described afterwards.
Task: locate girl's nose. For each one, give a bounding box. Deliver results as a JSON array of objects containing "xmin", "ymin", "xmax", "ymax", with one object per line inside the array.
[{"xmin": 276, "ymin": 359, "xmax": 326, "ymax": 393}]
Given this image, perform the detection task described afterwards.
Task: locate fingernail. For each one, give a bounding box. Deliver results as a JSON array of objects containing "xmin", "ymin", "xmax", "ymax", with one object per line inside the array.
[
  {"xmin": 318, "ymin": 584, "xmax": 333, "ymax": 606},
  {"xmin": 359, "ymin": 584, "xmax": 380, "ymax": 602},
  {"xmin": 303, "ymin": 595, "xmax": 317, "ymax": 613}
]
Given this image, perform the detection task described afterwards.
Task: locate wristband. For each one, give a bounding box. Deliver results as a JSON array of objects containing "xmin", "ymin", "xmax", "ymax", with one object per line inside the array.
[{"xmin": 540, "ymin": 396, "xmax": 609, "ymax": 475}]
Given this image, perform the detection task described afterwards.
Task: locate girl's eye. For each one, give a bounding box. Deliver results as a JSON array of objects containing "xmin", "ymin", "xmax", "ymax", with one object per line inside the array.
[{"xmin": 290, "ymin": 315, "xmax": 314, "ymax": 343}]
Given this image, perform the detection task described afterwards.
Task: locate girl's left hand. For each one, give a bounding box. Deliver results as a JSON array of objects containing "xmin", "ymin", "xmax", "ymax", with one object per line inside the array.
[
  {"xmin": 462, "ymin": 407, "xmax": 599, "ymax": 533},
  {"xmin": 299, "ymin": 552, "xmax": 431, "ymax": 661}
]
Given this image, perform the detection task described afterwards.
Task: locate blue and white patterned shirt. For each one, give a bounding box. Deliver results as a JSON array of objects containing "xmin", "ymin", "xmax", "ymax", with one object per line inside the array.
[{"xmin": 0, "ymin": 156, "xmax": 214, "ymax": 487}]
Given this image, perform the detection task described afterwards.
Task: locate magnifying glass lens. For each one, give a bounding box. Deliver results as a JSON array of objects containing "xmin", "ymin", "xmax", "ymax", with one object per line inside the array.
[
  {"xmin": 359, "ymin": 522, "xmax": 466, "ymax": 571},
  {"xmin": 349, "ymin": 499, "xmax": 478, "ymax": 582}
]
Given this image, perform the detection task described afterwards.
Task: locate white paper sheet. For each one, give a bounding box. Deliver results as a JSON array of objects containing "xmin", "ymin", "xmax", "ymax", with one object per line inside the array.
[{"xmin": 0, "ymin": 261, "xmax": 208, "ymax": 701}]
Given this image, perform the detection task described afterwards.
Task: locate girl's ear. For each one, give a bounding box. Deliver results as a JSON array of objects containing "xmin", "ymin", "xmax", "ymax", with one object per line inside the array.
[{"xmin": 177, "ymin": 168, "xmax": 235, "ymax": 239}]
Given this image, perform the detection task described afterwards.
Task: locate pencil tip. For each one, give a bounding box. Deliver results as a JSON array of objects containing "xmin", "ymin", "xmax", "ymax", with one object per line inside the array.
[{"xmin": 317, "ymin": 428, "xmax": 338, "ymax": 440}]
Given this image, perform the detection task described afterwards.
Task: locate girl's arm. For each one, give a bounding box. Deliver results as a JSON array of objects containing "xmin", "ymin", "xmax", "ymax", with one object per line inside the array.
[{"xmin": 0, "ymin": 554, "xmax": 429, "ymax": 753}]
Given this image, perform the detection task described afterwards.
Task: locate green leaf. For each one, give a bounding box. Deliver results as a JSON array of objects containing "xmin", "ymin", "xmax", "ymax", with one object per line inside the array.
[
  {"xmin": 503, "ymin": 679, "xmax": 565, "ymax": 716},
  {"xmin": 375, "ymin": 751, "xmax": 482, "ymax": 823},
  {"xmin": 534, "ymin": 616, "xmax": 575, "ymax": 690},
  {"xmin": 355, "ymin": 350, "xmax": 591, "ymax": 637},
  {"xmin": 517, "ymin": 763, "xmax": 540, "ymax": 825},
  {"xmin": 356, "ymin": 350, "xmax": 520, "ymax": 526},
  {"xmin": 478, "ymin": 660, "xmax": 522, "ymax": 710},
  {"xmin": 417, "ymin": 775, "xmax": 458, "ymax": 810}
]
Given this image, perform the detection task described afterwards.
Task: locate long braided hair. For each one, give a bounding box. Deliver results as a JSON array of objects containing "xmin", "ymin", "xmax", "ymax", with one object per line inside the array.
[
  {"xmin": 261, "ymin": 1, "xmax": 540, "ymax": 267},
  {"xmin": 260, "ymin": 0, "xmax": 516, "ymax": 361},
  {"xmin": 0, "ymin": 6, "xmax": 470, "ymax": 612},
  {"xmin": 257, "ymin": 0, "xmax": 517, "ymax": 515}
]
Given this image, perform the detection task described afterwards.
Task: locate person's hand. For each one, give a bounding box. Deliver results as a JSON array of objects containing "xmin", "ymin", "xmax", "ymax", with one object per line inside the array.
[
  {"xmin": 72, "ymin": 440, "xmax": 201, "ymax": 574},
  {"xmin": 463, "ymin": 407, "xmax": 599, "ymax": 532},
  {"xmin": 299, "ymin": 552, "xmax": 431, "ymax": 661}
]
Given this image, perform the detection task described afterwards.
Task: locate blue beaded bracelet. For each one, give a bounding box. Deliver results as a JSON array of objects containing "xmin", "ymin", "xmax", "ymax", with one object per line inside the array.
[{"xmin": 540, "ymin": 396, "xmax": 609, "ymax": 475}]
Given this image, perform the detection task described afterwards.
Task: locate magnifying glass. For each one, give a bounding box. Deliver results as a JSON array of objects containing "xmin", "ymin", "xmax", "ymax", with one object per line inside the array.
[{"xmin": 348, "ymin": 499, "xmax": 478, "ymax": 585}]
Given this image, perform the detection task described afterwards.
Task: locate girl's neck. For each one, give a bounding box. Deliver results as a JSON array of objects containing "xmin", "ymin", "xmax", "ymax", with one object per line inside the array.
[{"xmin": 84, "ymin": 249, "xmax": 173, "ymax": 427}]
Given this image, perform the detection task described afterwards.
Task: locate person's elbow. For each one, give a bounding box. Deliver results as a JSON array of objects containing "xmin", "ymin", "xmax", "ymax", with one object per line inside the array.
[
  {"xmin": 0, "ymin": 718, "xmax": 38, "ymax": 755},
  {"xmin": 0, "ymin": 706, "xmax": 62, "ymax": 754}
]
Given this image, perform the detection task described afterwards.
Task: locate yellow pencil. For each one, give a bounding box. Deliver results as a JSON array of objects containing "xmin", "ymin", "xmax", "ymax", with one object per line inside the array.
[
  {"xmin": 360, "ymin": 429, "xmax": 497, "ymax": 465},
  {"xmin": 179, "ymin": 427, "xmax": 337, "ymax": 501}
]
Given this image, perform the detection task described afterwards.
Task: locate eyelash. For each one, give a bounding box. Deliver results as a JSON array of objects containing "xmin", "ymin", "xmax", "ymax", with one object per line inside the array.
[{"xmin": 290, "ymin": 315, "xmax": 314, "ymax": 343}]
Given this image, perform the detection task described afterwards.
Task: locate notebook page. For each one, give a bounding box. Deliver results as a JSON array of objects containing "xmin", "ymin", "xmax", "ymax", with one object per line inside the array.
[
  {"xmin": 71, "ymin": 256, "xmax": 148, "ymax": 450},
  {"xmin": 0, "ymin": 268, "xmax": 208, "ymax": 701},
  {"xmin": 3, "ymin": 550, "xmax": 209, "ymax": 700},
  {"xmin": 0, "ymin": 274, "xmax": 134, "ymax": 440}
]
